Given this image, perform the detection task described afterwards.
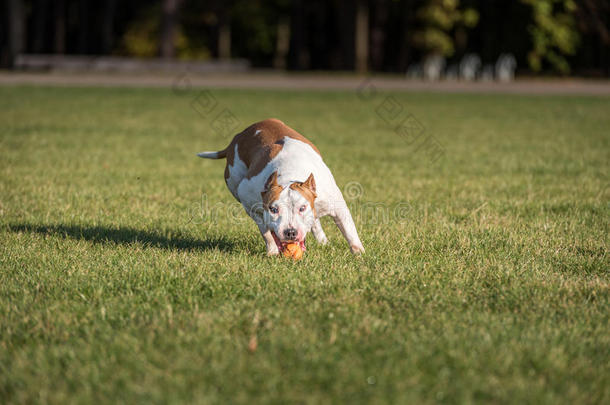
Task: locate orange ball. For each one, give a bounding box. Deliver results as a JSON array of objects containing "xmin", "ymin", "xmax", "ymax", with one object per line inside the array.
[{"xmin": 282, "ymin": 243, "xmax": 303, "ymax": 260}]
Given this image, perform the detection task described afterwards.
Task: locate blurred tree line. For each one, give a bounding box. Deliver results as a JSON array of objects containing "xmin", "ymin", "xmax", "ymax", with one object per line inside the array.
[{"xmin": 2, "ymin": 0, "xmax": 609, "ymax": 76}]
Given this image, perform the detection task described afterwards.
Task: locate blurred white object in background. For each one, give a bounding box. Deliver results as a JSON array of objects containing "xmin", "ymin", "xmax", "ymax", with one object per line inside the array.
[
  {"xmin": 423, "ymin": 54, "xmax": 445, "ymax": 81},
  {"xmin": 496, "ymin": 53, "xmax": 517, "ymax": 82},
  {"xmin": 460, "ymin": 54, "xmax": 481, "ymax": 81}
]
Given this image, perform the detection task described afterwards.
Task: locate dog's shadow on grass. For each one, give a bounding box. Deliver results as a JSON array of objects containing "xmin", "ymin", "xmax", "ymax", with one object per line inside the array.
[{"xmin": 8, "ymin": 223, "xmax": 234, "ymax": 252}]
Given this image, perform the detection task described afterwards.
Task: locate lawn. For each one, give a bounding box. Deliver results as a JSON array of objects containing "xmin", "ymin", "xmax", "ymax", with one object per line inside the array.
[{"xmin": 0, "ymin": 84, "xmax": 608, "ymax": 404}]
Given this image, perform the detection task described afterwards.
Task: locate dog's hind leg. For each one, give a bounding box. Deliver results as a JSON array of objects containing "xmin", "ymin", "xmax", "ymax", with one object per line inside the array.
[{"xmin": 311, "ymin": 218, "xmax": 328, "ymax": 245}]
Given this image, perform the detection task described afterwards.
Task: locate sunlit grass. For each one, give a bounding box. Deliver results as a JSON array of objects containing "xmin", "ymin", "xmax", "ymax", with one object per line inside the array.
[{"xmin": 0, "ymin": 85, "xmax": 608, "ymax": 404}]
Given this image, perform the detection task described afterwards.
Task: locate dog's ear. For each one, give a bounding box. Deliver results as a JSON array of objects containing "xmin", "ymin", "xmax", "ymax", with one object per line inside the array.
[
  {"xmin": 261, "ymin": 171, "xmax": 282, "ymax": 208},
  {"xmin": 303, "ymin": 173, "xmax": 316, "ymax": 194},
  {"xmin": 263, "ymin": 170, "xmax": 279, "ymax": 192},
  {"xmin": 289, "ymin": 173, "xmax": 317, "ymax": 212}
]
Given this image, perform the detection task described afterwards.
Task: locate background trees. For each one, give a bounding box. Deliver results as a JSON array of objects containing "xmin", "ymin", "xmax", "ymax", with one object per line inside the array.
[
  {"xmin": 411, "ymin": 0, "xmax": 479, "ymax": 59},
  {"xmin": 520, "ymin": 0, "xmax": 580, "ymax": 73},
  {"xmin": 1, "ymin": 0, "xmax": 608, "ymax": 76}
]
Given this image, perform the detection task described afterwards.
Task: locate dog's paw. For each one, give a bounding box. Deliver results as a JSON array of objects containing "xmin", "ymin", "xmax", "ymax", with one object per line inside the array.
[
  {"xmin": 350, "ymin": 244, "xmax": 365, "ymax": 255},
  {"xmin": 266, "ymin": 248, "xmax": 280, "ymax": 256}
]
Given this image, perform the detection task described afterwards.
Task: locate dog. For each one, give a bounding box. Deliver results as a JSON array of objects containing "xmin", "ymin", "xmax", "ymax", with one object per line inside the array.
[{"xmin": 197, "ymin": 118, "xmax": 365, "ymax": 256}]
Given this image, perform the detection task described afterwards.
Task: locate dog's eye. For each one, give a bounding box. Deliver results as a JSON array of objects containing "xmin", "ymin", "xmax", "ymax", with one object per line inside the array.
[
  {"xmin": 299, "ymin": 205, "xmax": 307, "ymax": 213},
  {"xmin": 269, "ymin": 206, "xmax": 279, "ymax": 214}
]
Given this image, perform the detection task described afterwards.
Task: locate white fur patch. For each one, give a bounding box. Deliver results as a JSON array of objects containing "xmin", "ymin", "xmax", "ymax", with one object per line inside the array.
[
  {"xmin": 263, "ymin": 186, "xmax": 315, "ymax": 242},
  {"xmin": 226, "ymin": 144, "xmax": 248, "ymax": 200},
  {"xmin": 236, "ymin": 138, "xmax": 341, "ymax": 215}
]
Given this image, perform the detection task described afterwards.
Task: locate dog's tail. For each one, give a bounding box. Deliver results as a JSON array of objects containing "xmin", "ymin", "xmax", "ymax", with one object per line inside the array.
[{"xmin": 197, "ymin": 148, "xmax": 228, "ymax": 159}]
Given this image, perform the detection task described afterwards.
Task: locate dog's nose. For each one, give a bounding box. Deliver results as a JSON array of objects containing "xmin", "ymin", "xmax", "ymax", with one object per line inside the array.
[{"xmin": 283, "ymin": 228, "xmax": 297, "ymax": 240}]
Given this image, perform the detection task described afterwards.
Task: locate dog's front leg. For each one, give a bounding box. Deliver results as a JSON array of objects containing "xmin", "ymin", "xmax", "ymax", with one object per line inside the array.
[
  {"xmin": 331, "ymin": 203, "xmax": 365, "ymax": 255},
  {"xmin": 257, "ymin": 223, "xmax": 280, "ymax": 256},
  {"xmin": 311, "ymin": 218, "xmax": 328, "ymax": 245},
  {"xmin": 247, "ymin": 205, "xmax": 280, "ymax": 256}
]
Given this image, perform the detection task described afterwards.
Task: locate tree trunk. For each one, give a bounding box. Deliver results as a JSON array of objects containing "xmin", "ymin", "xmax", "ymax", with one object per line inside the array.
[
  {"xmin": 78, "ymin": 0, "xmax": 89, "ymax": 54},
  {"xmin": 397, "ymin": 0, "xmax": 413, "ymax": 72},
  {"xmin": 159, "ymin": 0, "xmax": 181, "ymax": 59},
  {"xmin": 54, "ymin": 0, "xmax": 66, "ymax": 54},
  {"xmin": 101, "ymin": 0, "xmax": 117, "ymax": 54},
  {"xmin": 32, "ymin": 0, "xmax": 48, "ymax": 53},
  {"xmin": 289, "ymin": 0, "xmax": 309, "ymax": 70},
  {"xmin": 273, "ymin": 18, "xmax": 290, "ymax": 69},
  {"xmin": 355, "ymin": 0, "xmax": 369, "ymax": 73},
  {"xmin": 335, "ymin": 0, "xmax": 355, "ymax": 70},
  {"xmin": 6, "ymin": 0, "xmax": 25, "ymax": 68},
  {"xmin": 217, "ymin": 6, "xmax": 231, "ymax": 60},
  {"xmin": 370, "ymin": 0, "xmax": 388, "ymax": 71}
]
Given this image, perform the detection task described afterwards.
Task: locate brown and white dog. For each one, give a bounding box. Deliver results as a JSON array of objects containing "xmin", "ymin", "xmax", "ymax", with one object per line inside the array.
[{"xmin": 197, "ymin": 118, "xmax": 364, "ymax": 256}]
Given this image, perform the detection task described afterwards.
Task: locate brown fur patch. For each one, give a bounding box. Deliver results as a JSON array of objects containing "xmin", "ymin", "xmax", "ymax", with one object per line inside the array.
[
  {"xmin": 261, "ymin": 171, "xmax": 284, "ymax": 208},
  {"xmin": 224, "ymin": 119, "xmax": 321, "ymax": 181},
  {"xmin": 289, "ymin": 173, "xmax": 317, "ymax": 216}
]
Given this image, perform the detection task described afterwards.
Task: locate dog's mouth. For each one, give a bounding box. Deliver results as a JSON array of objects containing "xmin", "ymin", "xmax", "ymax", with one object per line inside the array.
[{"xmin": 271, "ymin": 231, "xmax": 306, "ymax": 252}]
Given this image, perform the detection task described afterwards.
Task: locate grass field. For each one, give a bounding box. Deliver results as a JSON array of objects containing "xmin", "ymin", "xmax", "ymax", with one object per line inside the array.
[{"xmin": 0, "ymin": 84, "xmax": 608, "ymax": 404}]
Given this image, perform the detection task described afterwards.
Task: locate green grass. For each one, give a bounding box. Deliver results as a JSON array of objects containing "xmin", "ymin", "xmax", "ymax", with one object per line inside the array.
[{"xmin": 0, "ymin": 84, "xmax": 608, "ymax": 404}]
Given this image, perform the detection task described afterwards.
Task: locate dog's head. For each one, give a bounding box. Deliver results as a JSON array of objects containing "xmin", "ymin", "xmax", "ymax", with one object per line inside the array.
[{"xmin": 261, "ymin": 171, "xmax": 316, "ymax": 252}]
